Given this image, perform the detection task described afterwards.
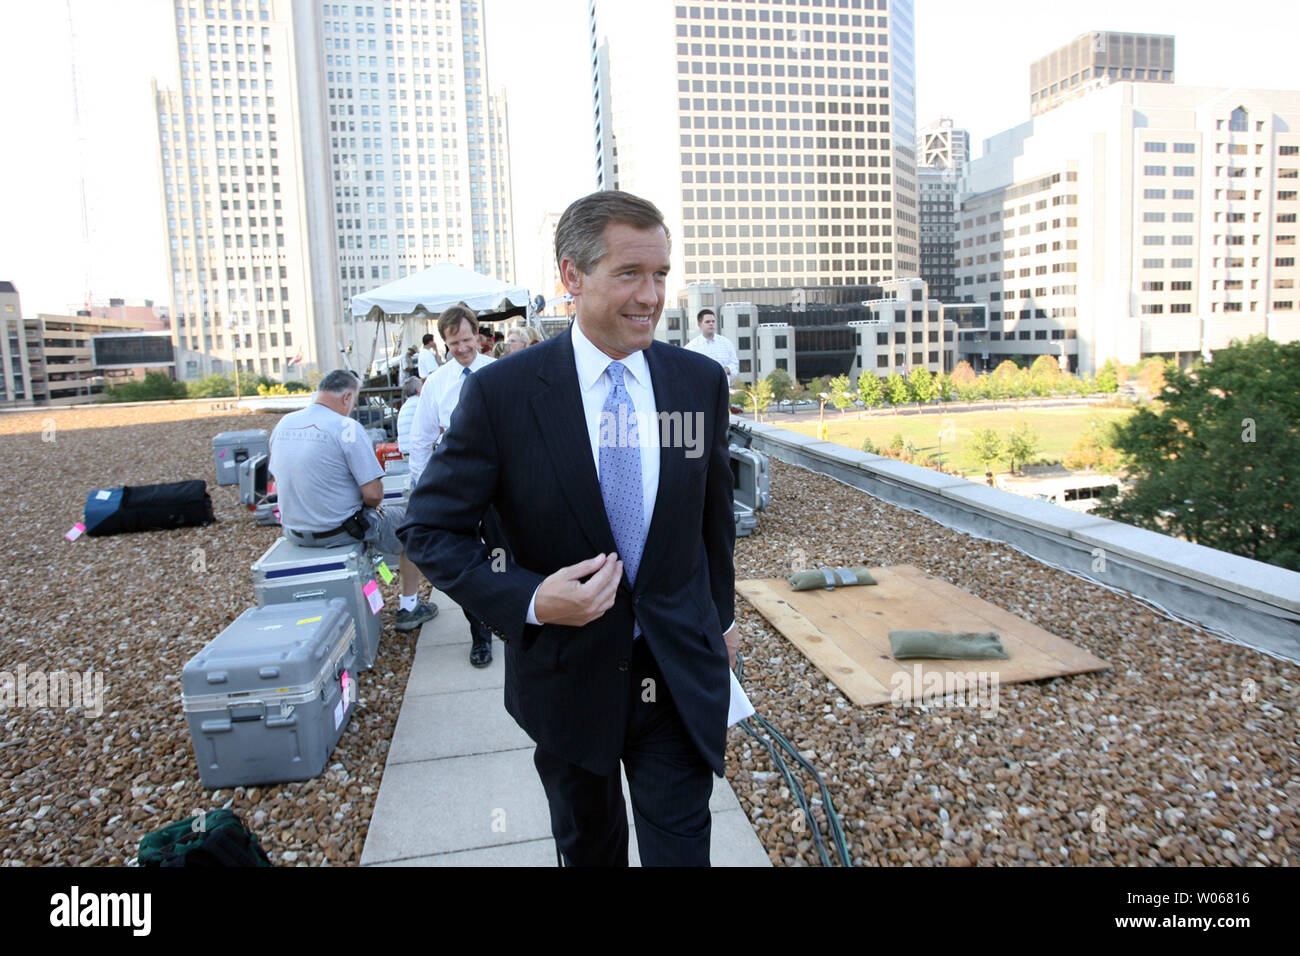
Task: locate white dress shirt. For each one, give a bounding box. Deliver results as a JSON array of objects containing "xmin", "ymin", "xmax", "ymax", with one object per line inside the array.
[
  {"xmin": 408, "ymin": 351, "xmax": 494, "ymax": 483},
  {"xmin": 417, "ymin": 346, "xmax": 440, "ymax": 379},
  {"xmin": 685, "ymin": 332, "xmax": 739, "ymax": 377}
]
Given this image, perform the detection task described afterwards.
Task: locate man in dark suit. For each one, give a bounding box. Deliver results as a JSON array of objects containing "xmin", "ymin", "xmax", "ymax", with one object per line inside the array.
[{"xmin": 399, "ymin": 190, "xmax": 739, "ymax": 866}]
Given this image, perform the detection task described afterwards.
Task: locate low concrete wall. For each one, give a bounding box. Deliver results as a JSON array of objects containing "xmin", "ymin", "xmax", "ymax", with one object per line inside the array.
[{"xmin": 737, "ymin": 419, "xmax": 1300, "ymax": 662}]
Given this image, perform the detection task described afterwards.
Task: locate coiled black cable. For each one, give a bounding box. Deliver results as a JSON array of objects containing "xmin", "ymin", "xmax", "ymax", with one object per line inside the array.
[{"xmin": 736, "ymin": 653, "xmax": 852, "ymax": 866}]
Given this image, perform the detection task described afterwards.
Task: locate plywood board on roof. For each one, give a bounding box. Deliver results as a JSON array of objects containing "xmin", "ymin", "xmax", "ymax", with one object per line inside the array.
[{"xmin": 736, "ymin": 565, "xmax": 1110, "ymax": 708}]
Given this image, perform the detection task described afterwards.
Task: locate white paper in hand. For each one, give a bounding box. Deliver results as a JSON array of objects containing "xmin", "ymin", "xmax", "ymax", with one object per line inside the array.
[{"xmin": 728, "ymin": 669, "xmax": 755, "ymax": 727}]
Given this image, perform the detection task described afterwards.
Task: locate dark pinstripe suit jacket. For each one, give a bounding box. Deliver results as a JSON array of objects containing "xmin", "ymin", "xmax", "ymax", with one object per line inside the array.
[{"xmin": 399, "ymin": 325, "xmax": 735, "ymax": 776}]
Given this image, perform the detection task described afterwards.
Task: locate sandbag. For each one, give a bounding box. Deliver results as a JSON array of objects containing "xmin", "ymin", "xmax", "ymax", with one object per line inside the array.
[
  {"xmin": 84, "ymin": 480, "xmax": 215, "ymax": 536},
  {"xmin": 888, "ymin": 630, "xmax": 1009, "ymax": 660}
]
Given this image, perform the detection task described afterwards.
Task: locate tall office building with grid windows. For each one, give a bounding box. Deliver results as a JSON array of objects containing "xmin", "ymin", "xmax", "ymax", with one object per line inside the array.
[
  {"xmin": 590, "ymin": 0, "xmax": 919, "ymax": 303},
  {"xmin": 155, "ymin": 0, "xmax": 514, "ymax": 382}
]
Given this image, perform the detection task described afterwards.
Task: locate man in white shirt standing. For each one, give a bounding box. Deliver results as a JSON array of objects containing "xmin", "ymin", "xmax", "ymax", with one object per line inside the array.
[
  {"xmin": 417, "ymin": 333, "xmax": 441, "ymax": 379},
  {"xmin": 408, "ymin": 303, "xmax": 495, "ymax": 666},
  {"xmin": 684, "ymin": 308, "xmax": 739, "ymax": 382},
  {"xmin": 395, "ymin": 375, "xmax": 422, "ymax": 456}
]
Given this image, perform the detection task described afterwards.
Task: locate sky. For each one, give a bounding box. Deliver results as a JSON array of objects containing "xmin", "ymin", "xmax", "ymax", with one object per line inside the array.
[{"xmin": 2, "ymin": 0, "xmax": 1299, "ymax": 316}]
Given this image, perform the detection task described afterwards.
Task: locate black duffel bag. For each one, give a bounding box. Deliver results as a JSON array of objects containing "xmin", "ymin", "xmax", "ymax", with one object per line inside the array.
[{"xmin": 84, "ymin": 480, "xmax": 215, "ymax": 536}]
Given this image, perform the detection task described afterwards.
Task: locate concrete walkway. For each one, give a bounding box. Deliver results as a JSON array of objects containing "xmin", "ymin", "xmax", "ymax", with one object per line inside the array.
[{"xmin": 360, "ymin": 589, "xmax": 771, "ymax": 867}]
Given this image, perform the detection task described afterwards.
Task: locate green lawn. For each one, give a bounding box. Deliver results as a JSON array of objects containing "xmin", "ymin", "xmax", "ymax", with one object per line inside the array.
[{"xmin": 780, "ymin": 405, "xmax": 1133, "ymax": 476}]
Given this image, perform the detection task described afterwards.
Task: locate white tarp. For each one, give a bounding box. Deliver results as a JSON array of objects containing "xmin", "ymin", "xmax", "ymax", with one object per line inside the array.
[{"xmin": 350, "ymin": 263, "xmax": 529, "ymax": 318}]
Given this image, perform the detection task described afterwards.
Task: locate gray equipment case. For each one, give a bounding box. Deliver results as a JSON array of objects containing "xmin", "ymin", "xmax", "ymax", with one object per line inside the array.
[
  {"xmin": 380, "ymin": 472, "xmax": 410, "ymax": 511},
  {"xmin": 213, "ymin": 429, "xmax": 270, "ymax": 487},
  {"xmin": 252, "ymin": 537, "xmax": 382, "ymax": 671},
  {"xmin": 182, "ymin": 599, "xmax": 358, "ymax": 789},
  {"xmin": 729, "ymin": 444, "xmax": 770, "ymax": 537},
  {"xmin": 239, "ymin": 454, "xmax": 281, "ymax": 526}
]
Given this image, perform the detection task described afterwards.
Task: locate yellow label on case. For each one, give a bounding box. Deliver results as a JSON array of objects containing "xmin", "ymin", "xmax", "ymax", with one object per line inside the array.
[
  {"xmin": 376, "ymin": 560, "xmax": 394, "ymax": 584},
  {"xmin": 297, "ymin": 616, "xmax": 323, "ymax": 625}
]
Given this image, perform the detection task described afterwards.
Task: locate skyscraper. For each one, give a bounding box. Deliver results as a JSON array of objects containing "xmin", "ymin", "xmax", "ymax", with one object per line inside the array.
[
  {"xmin": 590, "ymin": 0, "xmax": 919, "ymax": 299},
  {"xmin": 156, "ymin": 0, "xmax": 514, "ymax": 382},
  {"xmin": 916, "ymin": 117, "xmax": 968, "ymax": 301},
  {"xmin": 326, "ymin": 0, "xmax": 515, "ymax": 309}
]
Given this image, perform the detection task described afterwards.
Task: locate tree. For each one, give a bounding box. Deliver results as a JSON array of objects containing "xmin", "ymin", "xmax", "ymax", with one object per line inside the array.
[
  {"xmin": 187, "ymin": 373, "xmax": 237, "ymax": 398},
  {"xmin": 883, "ymin": 372, "xmax": 909, "ymax": 410},
  {"xmin": 1029, "ymin": 355, "xmax": 1061, "ymax": 398},
  {"xmin": 828, "ymin": 373, "xmax": 855, "ymax": 415},
  {"xmin": 805, "ymin": 375, "xmax": 829, "ymax": 401},
  {"xmin": 766, "ymin": 367, "xmax": 795, "ymax": 403},
  {"xmin": 907, "ymin": 367, "xmax": 935, "ymax": 404},
  {"xmin": 950, "ymin": 361, "xmax": 977, "ymax": 389},
  {"xmin": 101, "ymin": 371, "xmax": 188, "ymax": 403},
  {"xmin": 1004, "ymin": 423, "xmax": 1042, "ymax": 474},
  {"xmin": 969, "ymin": 428, "xmax": 1002, "ymax": 474},
  {"xmin": 934, "ymin": 371, "xmax": 954, "ymax": 403},
  {"xmin": 1095, "ymin": 358, "xmax": 1126, "ymax": 393},
  {"xmin": 1065, "ymin": 420, "xmax": 1121, "ymax": 472},
  {"xmin": 1094, "ymin": 336, "xmax": 1300, "ymax": 570},
  {"xmin": 1136, "ymin": 357, "xmax": 1168, "ymax": 399},
  {"xmin": 733, "ymin": 378, "xmax": 774, "ymax": 421},
  {"xmin": 1030, "ymin": 354, "xmax": 1063, "ymax": 381},
  {"xmin": 857, "ymin": 371, "xmax": 883, "ymax": 410},
  {"xmin": 861, "ymin": 435, "xmax": 878, "ymax": 454},
  {"xmin": 953, "ymin": 365, "xmax": 983, "ymax": 402}
]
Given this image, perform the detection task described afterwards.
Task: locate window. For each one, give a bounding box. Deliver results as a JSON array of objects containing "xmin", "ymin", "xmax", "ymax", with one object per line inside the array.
[
  {"xmin": 1144, "ymin": 188, "xmax": 1166, "ymax": 199},
  {"xmin": 1229, "ymin": 107, "xmax": 1248, "ymax": 132},
  {"xmin": 1143, "ymin": 235, "xmax": 1165, "ymax": 245},
  {"xmin": 1141, "ymin": 304, "xmax": 1164, "ymax": 314},
  {"xmin": 1142, "ymin": 258, "xmax": 1165, "ymax": 268},
  {"xmin": 1141, "ymin": 281, "xmax": 1164, "ymax": 291},
  {"xmin": 1173, "ymin": 143, "xmax": 1195, "ymax": 154},
  {"xmin": 1173, "ymin": 166, "xmax": 1195, "ymax": 177},
  {"xmin": 1170, "ymin": 303, "xmax": 1192, "ymax": 313},
  {"xmin": 1173, "ymin": 189, "xmax": 1195, "ymax": 200},
  {"xmin": 1143, "ymin": 212, "xmax": 1166, "ymax": 222},
  {"xmin": 1171, "ymin": 258, "xmax": 1193, "ymax": 268},
  {"xmin": 1144, "ymin": 165, "xmax": 1166, "ymax": 176},
  {"xmin": 1171, "ymin": 281, "xmax": 1193, "ymax": 291},
  {"xmin": 1144, "ymin": 142, "xmax": 1166, "ymax": 153}
]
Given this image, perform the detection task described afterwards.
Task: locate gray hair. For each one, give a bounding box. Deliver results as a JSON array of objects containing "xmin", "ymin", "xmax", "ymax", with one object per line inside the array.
[
  {"xmin": 554, "ymin": 190, "xmax": 670, "ymax": 275},
  {"xmin": 318, "ymin": 369, "xmax": 361, "ymax": 395},
  {"xmin": 402, "ymin": 376, "xmax": 421, "ymax": 399}
]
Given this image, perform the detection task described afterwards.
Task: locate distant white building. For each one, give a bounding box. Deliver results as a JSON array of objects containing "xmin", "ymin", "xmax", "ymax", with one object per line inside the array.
[{"xmin": 954, "ymin": 83, "xmax": 1300, "ymax": 375}]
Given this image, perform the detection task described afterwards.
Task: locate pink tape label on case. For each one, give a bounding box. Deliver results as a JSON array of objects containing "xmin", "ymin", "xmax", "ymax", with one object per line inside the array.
[
  {"xmin": 363, "ymin": 579, "xmax": 383, "ymax": 614},
  {"xmin": 65, "ymin": 523, "xmax": 86, "ymax": 542}
]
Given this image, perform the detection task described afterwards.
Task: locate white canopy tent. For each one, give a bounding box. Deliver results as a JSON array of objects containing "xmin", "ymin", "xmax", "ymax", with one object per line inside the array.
[
  {"xmin": 350, "ymin": 263, "xmax": 530, "ymax": 318},
  {"xmin": 346, "ymin": 263, "xmax": 531, "ymax": 378}
]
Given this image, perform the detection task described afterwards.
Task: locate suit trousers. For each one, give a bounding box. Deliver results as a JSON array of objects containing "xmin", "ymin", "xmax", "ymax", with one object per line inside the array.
[{"xmin": 532, "ymin": 635, "xmax": 714, "ymax": 867}]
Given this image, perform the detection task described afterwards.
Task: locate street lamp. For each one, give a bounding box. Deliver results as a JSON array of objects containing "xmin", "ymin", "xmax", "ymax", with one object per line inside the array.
[
  {"xmin": 817, "ymin": 391, "xmax": 830, "ymax": 441},
  {"xmin": 229, "ymin": 318, "xmax": 241, "ymax": 402}
]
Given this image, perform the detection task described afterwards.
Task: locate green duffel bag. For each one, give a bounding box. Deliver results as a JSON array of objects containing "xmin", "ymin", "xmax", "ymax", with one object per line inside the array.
[{"xmin": 138, "ymin": 809, "xmax": 272, "ymax": 867}]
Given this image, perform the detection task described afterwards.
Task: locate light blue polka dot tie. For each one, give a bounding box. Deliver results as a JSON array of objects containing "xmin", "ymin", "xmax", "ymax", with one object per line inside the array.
[{"xmin": 600, "ymin": 361, "xmax": 643, "ymax": 586}]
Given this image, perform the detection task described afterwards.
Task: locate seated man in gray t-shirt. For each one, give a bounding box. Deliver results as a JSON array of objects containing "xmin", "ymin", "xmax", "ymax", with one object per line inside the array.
[{"xmin": 269, "ymin": 369, "xmax": 437, "ymax": 633}]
